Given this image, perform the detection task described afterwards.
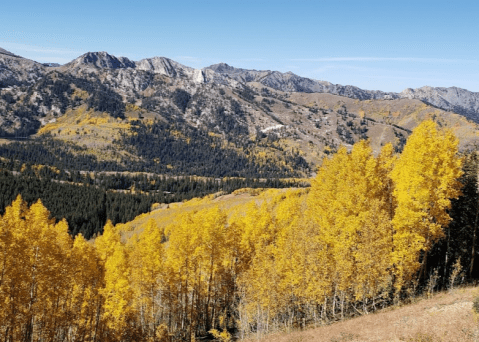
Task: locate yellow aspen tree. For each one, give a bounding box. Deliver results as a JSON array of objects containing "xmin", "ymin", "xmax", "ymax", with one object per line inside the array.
[
  {"xmin": 273, "ymin": 190, "xmax": 315, "ymax": 326},
  {"xmin": 0, "ymin": 195, "xmax": 29, "ymax": 341},
  {"xmin": 39, "ymin": 218, "xmax": 75, "ymax": 340},
  {"xmin": 102, "ymin": 241, "xmax": 136, "ymax": 336},
  {"xmin": 129, "ymin": 218, "xmax": 165, "ymax": 338},
  {"xmin": 307, "ymin": 145, "xmax": 355, "ymax": 316},
  {"xmin": 192, "ymin": 207, "xmax": 228, "ymax": 334},
  {"xmin": 22, "ymin": 200, "xmax": 63, "ymax": 340},
  {"xmin": 70, "ymin": 233, "xmax": 104, "ymax": 341},
  {"xmin": 390, "ymin": 120, "xmax": 463, "ymax": 287},
  {"xmin": 346, "ymin": 143, "xmax": 394, "ymax": 302},
  {"xmin": 164, "ymin": 211, "xmax": 202, "ymax": 340},
  {"xmin": 95, "ymin": 220, "xmax": 120, "ymax": 262},
  {"xmin": 95, "ymin": 220, "xmax": 136, "ymax": 336},
  {"xmin": 307, "ymin": 145, "xmax": 349, "ymax": 283},
  {"xmin": 237, "ymin": 198, "xmax": 285, "ymax": 335},
  {"xmin": 307, "ymin": 141, "xmax": 396, "ymax": 316}
]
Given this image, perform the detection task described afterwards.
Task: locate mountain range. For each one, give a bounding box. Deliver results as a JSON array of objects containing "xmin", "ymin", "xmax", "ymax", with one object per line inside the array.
[
  {"xmin": 2, "ymin": 49, "xmax": 479, "ymax": 119},
  {"xmin": 0, "ymin": 48, "xmax": 478, "ymax": 177}
]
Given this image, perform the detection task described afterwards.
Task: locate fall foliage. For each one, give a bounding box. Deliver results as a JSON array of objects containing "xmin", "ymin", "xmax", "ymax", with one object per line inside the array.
[{"xmin": 0, "ymin": 120, "xmax": 466, "ymax": 341}]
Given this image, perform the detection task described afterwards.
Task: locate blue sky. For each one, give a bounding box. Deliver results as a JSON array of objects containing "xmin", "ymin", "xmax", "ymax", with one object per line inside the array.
[{"xmin": 1, "ymin": 0, "xmax": 478, "ymax": 92}]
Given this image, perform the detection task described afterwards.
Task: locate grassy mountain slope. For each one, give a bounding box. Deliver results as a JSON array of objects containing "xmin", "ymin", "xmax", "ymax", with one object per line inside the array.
[
  {"xmin": 256, "ymin": 286, "xmax": 478, "ymax": 342},
  {"xmin": 117, "ymin": 187, "xmax": 290, "ymax": 237}
]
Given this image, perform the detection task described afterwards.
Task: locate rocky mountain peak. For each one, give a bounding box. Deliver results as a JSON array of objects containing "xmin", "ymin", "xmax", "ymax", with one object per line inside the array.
[
  {"xmin": 399, "ymin": 86, "xmax": 479, "ymax": 121},
  {"xmin": 66, "ymin": 51, "xmax": 136, "ymax": 69},
  {"xmin": 206, "ymin": 63, "xmax": 239, "ymax": 74}
]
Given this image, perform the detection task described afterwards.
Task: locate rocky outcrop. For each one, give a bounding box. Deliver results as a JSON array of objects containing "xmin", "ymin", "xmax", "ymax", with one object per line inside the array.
[
  {"xmin": 64, "ymin": 51, "xmax": 136, "ymax": 70},
  {"xmin": 400, "ymin": 86, "xmax": 479, "ymax": 122},
  {"xmin": 0, "ymin": 53, "xmax": 45, "ymax": 87},
  {"xmin": 204, "ymin": 63, "xmax": 398, "ymax": 100},
  {"xmin": 136, "ymin": 57, "xmax": 184, "ymax": 77}
]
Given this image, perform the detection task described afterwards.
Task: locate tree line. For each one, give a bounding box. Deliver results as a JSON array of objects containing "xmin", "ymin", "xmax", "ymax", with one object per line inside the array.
[{"xmin": 0, "ymin": 164, "xmax": 302, "ymax": 239}]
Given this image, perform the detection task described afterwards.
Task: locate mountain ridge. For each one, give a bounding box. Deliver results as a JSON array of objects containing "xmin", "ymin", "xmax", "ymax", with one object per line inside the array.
[
  {"xmin": 3, "ymin": 49, "xmax": 479, "ymax": 116},
  {"xmin": 1, "ymin": 48, "xmax": 478, "ymax": 177},
  {"xmin": 204, "ymin": 62, "xmax": 479, "ymax": 121},
  {"xmin": 0, "ymin": 47, "xmax": 20, "ymax": 58},
  {"xmin": 27, "ymin": 50, "xmax": 479, "ymax": 122}
]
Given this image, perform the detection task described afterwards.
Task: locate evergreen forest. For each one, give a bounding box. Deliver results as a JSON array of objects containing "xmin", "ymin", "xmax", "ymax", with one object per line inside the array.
[{"xmin": 0, "ymin": 162, "xmax": 301, "ymax": 238}]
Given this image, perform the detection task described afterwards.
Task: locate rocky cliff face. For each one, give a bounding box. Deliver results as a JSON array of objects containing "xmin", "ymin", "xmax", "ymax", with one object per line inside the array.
[
  {"xmin": 204, "ymin": 63, "xmax": 398, "ymax": 100},
  {"xmin": 400, "ymin": 86, "xmax": 479, "ymax": 122},
  {"xmin": 0, "ymin": 53, "xmax": 45, "ymax": 87}
]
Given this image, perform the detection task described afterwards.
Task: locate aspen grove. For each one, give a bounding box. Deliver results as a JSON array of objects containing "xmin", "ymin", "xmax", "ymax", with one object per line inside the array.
[{"xmin": 0, "ymin": 120, "xmax": 466, "ymax": 341}]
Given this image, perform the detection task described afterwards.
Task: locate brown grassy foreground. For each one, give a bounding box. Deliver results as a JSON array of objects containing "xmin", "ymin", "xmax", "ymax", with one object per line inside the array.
[{"xmin": 254, "ymin": 286, "xmax": 479, "ymax": 342}]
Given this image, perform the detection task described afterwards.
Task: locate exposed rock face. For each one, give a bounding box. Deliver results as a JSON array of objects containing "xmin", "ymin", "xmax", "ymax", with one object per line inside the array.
[
  {"xmin": 204, "ymin": 63, "xmax": 398, "ymax": 100},
  {"xmin": 64, "ymin": 51, "xmax": 136, "ymax": 70},
  {"xmin": 0, "ymin": 54, "xmax": 45, "ymax": 87},
  {"xmin": 400, "ymin": 86, "xmax": 479, "ymax": 122},
  {"xmin": 136, "ymin": 57, "xmax": 229, "ymax": 85},
  {"xmin": 136, "ymin": 57, "xmax": 183, "ymax": 76}
]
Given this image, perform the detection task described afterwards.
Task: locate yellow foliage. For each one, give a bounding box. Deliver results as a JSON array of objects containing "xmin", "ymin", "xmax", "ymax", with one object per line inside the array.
[
  {"xmin": 0, "ymin": 120, "xmax": 464, "ymax": 340},
  {"xmin": 0, "ymin": 196, "xmax": 103, "ymax": 341},
  {"xmin": 208, "ymin": 131, "xmax": 222, "ymax": 138},
  {"xmin": 126, "ymin": 103, "xmax": 142, "ymax": 112},
  {"xmin": 390, "ymin": 120, "xmax": 463, "ymax": 287},
  {"xmin": 72, "ymin": 87, "xmax": 89, "ymax": 100}
]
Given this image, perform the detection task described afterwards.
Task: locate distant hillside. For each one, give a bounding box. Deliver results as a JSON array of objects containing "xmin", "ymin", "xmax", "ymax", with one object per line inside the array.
[
  {"xmin": 119, "ymin": 187, "xmax": 288, "ymax": 236},
  {"xmin": 1, "ymin": 49, "xmax": 479, "ymax": 177},
  {"xmin": 205, "ymin": 62, "xmax": 479, "ymax": 122}
]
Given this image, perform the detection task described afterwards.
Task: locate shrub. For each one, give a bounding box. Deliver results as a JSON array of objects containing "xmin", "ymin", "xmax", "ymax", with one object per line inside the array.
[{"xmin": 472, "ymin": 296, "xmax": 479, "ymax": 314}]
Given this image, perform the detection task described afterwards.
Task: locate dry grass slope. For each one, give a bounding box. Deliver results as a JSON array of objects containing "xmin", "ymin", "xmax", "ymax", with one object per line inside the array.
[
  {"xmin": 118, "ymin": 188, "xmax": 293, "ymax": 238},
  {"xmin": 255, "ymin": 286, "xmax": 479, "ymax": 342}
]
